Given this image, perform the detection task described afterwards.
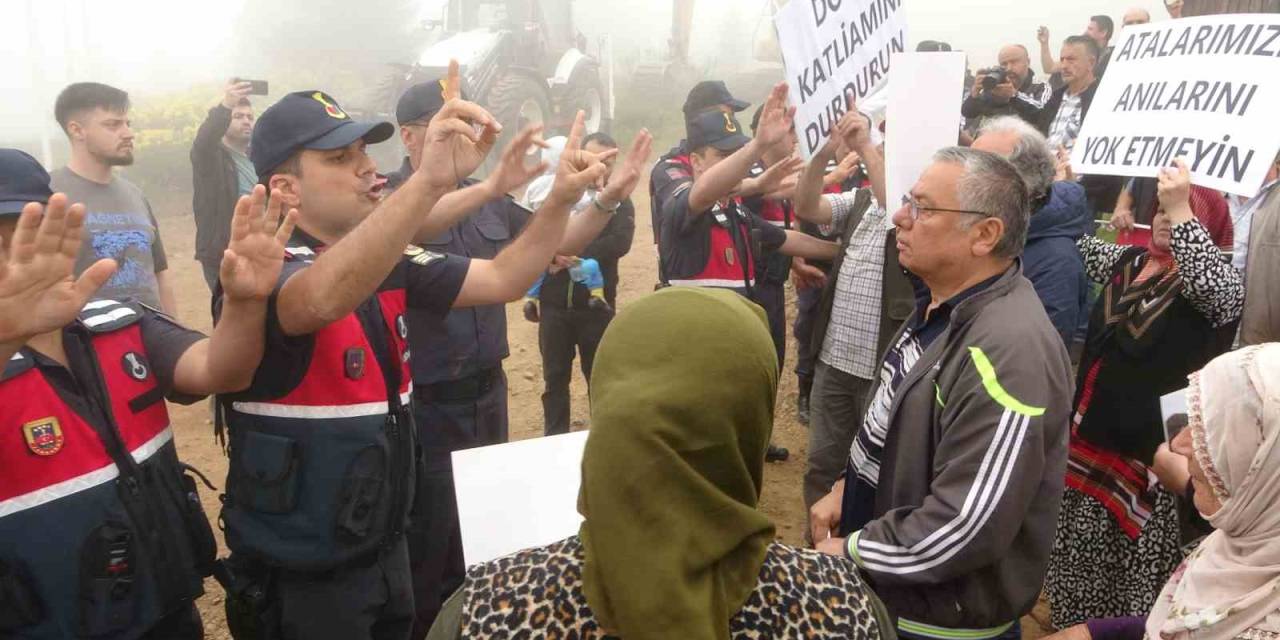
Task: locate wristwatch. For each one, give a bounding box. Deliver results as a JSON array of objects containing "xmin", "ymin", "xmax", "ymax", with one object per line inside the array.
[{"xmin": 592, "ymin": 195, "xmax": 621, "ymax": 214}]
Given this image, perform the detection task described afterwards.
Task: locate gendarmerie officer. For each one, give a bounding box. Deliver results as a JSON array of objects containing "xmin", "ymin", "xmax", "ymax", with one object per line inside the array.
[
  {"xmin": 0, "ymin": 148, "xmax": 292, "ymax": 639},
  {"xmin": 386, "ymin": 78, "xmax": 638, "ymax": 638},
  {"xmin": 657, "ymin": 84, "xmax": 841, "ymax": 463},
  {"xmin": 214, "ymin": 83, "xmax": 611, "ymax": 640},
  {"xmin": 648, "ymin": 81, "xmax": 749, "ymax": 281}
]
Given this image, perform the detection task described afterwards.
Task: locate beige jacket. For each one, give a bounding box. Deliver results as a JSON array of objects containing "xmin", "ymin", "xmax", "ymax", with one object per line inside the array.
[{"xmin": 1243, "ymin": 186, "xmax": 1280, "ymax": 345}]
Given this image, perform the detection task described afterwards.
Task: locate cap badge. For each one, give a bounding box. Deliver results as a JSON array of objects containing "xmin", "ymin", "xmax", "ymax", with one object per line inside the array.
[
  {"xmin": 312, "ymin": 92, "xmax": 348, "ymax": 120},
  {"xmin": 723, "ymin": 113, "xmax": 738, "ymax": 133}
]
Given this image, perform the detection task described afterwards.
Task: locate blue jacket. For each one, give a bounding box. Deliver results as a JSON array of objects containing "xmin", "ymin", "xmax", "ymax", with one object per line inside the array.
[{"xmin": 1023, "ymin": 181, "xmax": 1092, "ymax": 346}]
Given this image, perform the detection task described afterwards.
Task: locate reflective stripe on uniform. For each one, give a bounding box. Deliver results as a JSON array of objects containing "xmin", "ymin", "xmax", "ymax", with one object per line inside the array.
[
  {"xmin": 233, "ymin": 391, "xmax": 413, "ymax": 419},
  {"xmin": 0, "ymin": 426, "xmax": 173, "ymax": 518},
  {"xmin": 667, "ymin": 279, "xmax": 754, "ymax": 289}
]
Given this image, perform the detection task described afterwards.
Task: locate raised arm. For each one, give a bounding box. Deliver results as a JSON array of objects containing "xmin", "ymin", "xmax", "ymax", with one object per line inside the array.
[
  {"xmin": 410, "ymin": 125, "xmax": 552, "ymax": 244},
  {"xmin": 835, "ymin": 107, "xmax": 886, "ymax": 207},
  {"xmin": 0, "ymin": 196, "xmax": 117, "ymax": 364},
  {"xmin": 276, "ymin": 77, "xmax": 501, "ymax": 335},
  {"xmin": 688, "ymin": 83, "xmax": 794, "ymax": 213},
  {"xmin": 795, "ymin": 142, "xmax": 839, "ymax": 225},
  {"xmin": 1037, "ymin": 26, "xmax": 1060, "ymax": 75},
  {"xmin": 452, "ymin": 111, "xmax": 613, "ymax": 308},
  {"xmin": 1159, "ymin": 161, "xmax": 1245, "ymax": 328},
  {"xmin": 173, "ymin": 185, "xmax": 296, "ymax": 394},
  {"xmin": 557, "ymin": 128, "xmax": 651, "ymax": 256}
]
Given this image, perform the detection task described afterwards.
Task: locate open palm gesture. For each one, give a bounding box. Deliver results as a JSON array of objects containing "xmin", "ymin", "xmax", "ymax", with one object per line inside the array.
[
  {"xmin": 219, "ymin": 185, "xmax": 298, "ymax": 302},
  {"xmin": 0, "ymin": 195, "xmax": 117, "ymax": 344}
]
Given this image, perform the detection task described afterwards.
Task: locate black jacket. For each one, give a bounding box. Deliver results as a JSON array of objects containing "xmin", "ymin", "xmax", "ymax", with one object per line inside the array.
[
  {"xmin": 961, "ymin": 72, "xmax": 1052, "ymax": 128},
  {"xmin": 538, "ymin": 198, "xmax": 635, "ymax": 309},
  {"xmin": 190, "ymin": 105, "xmax": 240, "ymax": 262},
  {"xmin": 1034, "ymin": 80, "xmax": 1099, "ymax": 139}
]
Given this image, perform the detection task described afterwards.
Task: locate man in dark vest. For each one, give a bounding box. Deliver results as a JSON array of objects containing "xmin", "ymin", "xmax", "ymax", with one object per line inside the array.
[
  {"xmin": 0, "ymin": 148, "xmax": 292, "ymax": 639},
  {"xmin": 215, "ymin": 77, "xmax": 614, "ymax": 639}
]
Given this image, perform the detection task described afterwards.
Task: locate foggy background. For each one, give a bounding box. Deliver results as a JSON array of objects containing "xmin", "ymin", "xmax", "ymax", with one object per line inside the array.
[{"xmin": 1, "ymin": 0, "xmax": 1171, "ymax": 156}]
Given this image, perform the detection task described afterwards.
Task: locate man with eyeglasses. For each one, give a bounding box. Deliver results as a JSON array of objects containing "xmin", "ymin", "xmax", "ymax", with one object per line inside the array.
[{"xmin": 808, "ymin": 144, "xmax": 1073, "ymax": 640}]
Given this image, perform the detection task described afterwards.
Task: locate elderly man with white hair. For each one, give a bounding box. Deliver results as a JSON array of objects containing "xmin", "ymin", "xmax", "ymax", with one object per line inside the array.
[{"xmin": 973, "ymin": 116, "xmax": 1093, "ymax": 346}]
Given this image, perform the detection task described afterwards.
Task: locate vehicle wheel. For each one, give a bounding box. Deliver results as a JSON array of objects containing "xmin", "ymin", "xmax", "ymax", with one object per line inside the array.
[
  {"xmin": 566, "ymin": 64, "xmax": 609, "ymax": 134},
  {"xmin": 483, "ymin": 73, "xmax": 551, "ymax": 179}
]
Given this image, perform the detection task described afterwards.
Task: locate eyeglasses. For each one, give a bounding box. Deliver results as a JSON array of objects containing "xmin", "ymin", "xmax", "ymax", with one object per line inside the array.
[{"xmin": 899, "ymin": 195, "xmax": 989, "ymax": 221}]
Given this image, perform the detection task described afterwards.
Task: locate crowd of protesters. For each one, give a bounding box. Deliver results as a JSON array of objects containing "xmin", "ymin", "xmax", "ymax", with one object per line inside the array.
[{"xmin": 2, "ymin": 1, "xmax": 1280, "ymax": 639}]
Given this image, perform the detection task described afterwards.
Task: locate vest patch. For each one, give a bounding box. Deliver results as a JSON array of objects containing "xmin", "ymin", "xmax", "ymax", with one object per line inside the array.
[
  {"xmin": 23, "ymin": 417, "xmax": 64, "ymax": 456},
  {"xmin": 345, "ymin": 347, "xmax": 366, "ymax": 380},
  {"xmin": 121, "ymin": 352, "xmax": 150, "ymax": 381}
]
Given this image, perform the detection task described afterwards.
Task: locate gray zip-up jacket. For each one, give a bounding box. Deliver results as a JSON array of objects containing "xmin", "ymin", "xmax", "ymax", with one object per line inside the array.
[{"xmin": 846, "ymin": 263, "xmax": 1072, "ymax": 634}]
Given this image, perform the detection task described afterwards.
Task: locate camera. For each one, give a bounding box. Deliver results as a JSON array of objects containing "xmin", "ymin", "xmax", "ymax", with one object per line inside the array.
[{"xmin": 979, "ymin": 67, "xmax": 1008, "ymax": 92}]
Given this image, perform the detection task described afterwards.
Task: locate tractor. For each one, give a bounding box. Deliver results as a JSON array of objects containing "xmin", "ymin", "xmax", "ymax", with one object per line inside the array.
[{"xmin": 391, "ymin": 0, "xmax": 614, "ymax": 149}]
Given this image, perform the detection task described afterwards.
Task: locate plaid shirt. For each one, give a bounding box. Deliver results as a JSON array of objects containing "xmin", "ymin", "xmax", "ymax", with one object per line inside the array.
[
  {"xmin": 818, "ymin": 190, "xmax": 888, "ymax": 379},
  {"xmin": 1046, "ymin": 90, "xmax": 1084, "ymax": 151}
]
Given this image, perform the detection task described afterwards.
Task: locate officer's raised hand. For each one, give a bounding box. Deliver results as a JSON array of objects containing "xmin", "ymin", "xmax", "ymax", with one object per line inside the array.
[
  {"xmin": 597, "ymin": 128, "xmax": 654, "ymax": 208},
  {"xmin": 0, "ymin": 195, "xmax": 116, "ymax": 351},
  {"xmin": 418, "ymin": 59, "xmax": 503, "ymax": 189},
  {"xmin": 547, "ymin": 110, "xmax": 617, "ymax": 208},
  {"xmin": 218, "ymin": 184, "xmax": 298, "ymax": 302},
  {"xmin": 482, "ymin": 124, "xmax": 551, "ymax": 198},
  {"xmin": 754, "ymin": 83, "xmax": 797, "ymax": 154}
]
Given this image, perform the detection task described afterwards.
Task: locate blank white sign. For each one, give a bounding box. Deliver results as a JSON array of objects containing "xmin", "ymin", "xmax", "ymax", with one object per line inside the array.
[{"xmin": 451, "ymin": 431, "xmax": 589, "ymax": 566}]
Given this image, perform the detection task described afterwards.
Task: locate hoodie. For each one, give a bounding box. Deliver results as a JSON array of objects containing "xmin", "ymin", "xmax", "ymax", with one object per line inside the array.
[{"xmin": 1023, "ymin": 181, "xmax": 1093, "ymax": 346}]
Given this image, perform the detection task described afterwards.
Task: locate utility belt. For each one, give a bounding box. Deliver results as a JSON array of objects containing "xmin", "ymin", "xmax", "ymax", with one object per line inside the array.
[{"xmin": 415, "ymin": 366, "xmax": 502, "ymax": 404}]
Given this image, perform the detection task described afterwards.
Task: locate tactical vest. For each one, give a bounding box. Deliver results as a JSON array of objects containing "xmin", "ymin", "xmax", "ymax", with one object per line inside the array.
[
  {"xmin": 667, "ymin": 199, "xmax": 757, "ymax": 291},
  {"xmin": 0, "ymin": 300, "xmax": 214, "ymax": 639},
  {"xmin": 221, "ymin": 247, "xmax": 416, "ymax": 572}
]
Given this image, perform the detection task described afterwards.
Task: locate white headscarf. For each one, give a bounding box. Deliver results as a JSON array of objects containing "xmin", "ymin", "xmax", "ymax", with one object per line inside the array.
[{"xmin": 1147, "ymin": 343, "xmax": 1280, "ymax": 640}]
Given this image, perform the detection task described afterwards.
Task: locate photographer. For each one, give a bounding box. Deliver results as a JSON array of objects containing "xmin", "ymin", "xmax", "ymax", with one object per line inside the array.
[
  {"xmin": 961, "ymin": 45, "xmax": 1052, "ymax": 129},
  {"xmin": 191, "ymin": 79, "xmax": 258, "ymax": 291}
]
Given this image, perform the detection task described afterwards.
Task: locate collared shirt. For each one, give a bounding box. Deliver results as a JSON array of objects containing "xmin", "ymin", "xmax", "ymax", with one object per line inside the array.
[
  {"xmin": 1046, "ymin": 90, "xmax": 1084, "ymax": 151},
  {"xmin": 844, "ymin": 271, "xmax": 1004, "ymax": 533},
  {"xmin": 818, "ymin": 190, "xmax": 888, "ymax": 379},
  {"xmin": 1231, "ymin": 179, "xmax": 1279, "ymax": 272}
]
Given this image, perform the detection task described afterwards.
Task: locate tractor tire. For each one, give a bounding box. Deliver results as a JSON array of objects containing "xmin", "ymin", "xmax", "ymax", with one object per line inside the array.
[
  {"xmin": 482, "ymin": 73, "xmax": 551, "ymax": 179},
  {"xmin": 566, "ymin": 64, "xmax": 610, "ymax": 134}
]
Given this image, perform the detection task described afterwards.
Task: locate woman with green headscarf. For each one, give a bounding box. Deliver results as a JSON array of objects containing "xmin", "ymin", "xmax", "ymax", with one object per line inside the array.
[{"xmin": 426, "ymin": 287, "xmax": 893, "ymax": 639}]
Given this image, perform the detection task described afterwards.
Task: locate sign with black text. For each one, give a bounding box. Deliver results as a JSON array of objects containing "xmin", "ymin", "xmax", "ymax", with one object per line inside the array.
[
  {"xmin": 1071, "ymin": 14, "xmax": 1280, "ymax": 196},
  {"xmin": 775, "ymin": 0, "xmax": 908, "ymax": 159}
]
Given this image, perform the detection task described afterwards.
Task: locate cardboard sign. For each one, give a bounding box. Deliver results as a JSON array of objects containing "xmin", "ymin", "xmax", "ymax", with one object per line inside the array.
[
  {"xmin": 452, "ymin": 431, "xmax": 589, "ymax": 566},
  {"xmin": 1070, "ymin": 14, "xmax": 1280, "ymax": 196},
  {"xmin": 775, "ymin": 0, "xmax": 908, "ymax": 159},
  {"xmin": 886, "ymin": 51, "xmax": 966, "ymax": 221}
]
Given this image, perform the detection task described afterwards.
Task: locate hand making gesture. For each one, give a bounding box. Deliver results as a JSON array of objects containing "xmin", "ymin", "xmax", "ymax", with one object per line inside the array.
[
  {"xmin": 419, "ymin": 59, "xmax": 504, "ymax": 189},
  {"xmin": 597, "ymin": 128, "xmax": 655, "ymax": 208},
  {"xmin": 483, "ymin": 124, "xmax": 552, "ymax": 198},
  {"xmin": 219, "ymin": 184, "xmax": 298, "ymax": 302},
  {"xmin": 0, "ymin": 195, "xmax": 117, "ymax": 348},
  {"xmin": 547, "ymin": 110, "xmax": 620, "ymax": 209},
  {"xmin": 754, "ymin": 83, "xmax": 798, "ymax": 154}
]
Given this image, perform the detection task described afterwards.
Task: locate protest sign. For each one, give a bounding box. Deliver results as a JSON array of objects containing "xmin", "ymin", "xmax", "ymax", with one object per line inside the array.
[
  {"xmin": 775, "ymin": 0, "xmax": 908, "ymax": 159},
  {"xmin": 453, "ymin": 431, "xmax": 589, "ymax": 566},
  {"xmin": 1070, "ymin": 14, "xmax": 1280, "ymax": 196},
  {"xmin": 886, "ymin": 51, "xmax": 965, "ymax": 220}
]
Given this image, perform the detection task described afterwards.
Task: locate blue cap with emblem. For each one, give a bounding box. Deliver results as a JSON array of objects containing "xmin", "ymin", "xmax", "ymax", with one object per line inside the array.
[
  {"xmin": 396, "ymin": 77, "xmax": 469, "ymax": 125},
  {"xmin": 0, "ymin": 148, "xmax": 53, "ymax": 217},
  {"xmin": 686, "ymin": 110, "xmax": 751, "ymax": 153},
  {"xmin": 251, "ymin": 90, "xmax": 396, "ymax": 178}
]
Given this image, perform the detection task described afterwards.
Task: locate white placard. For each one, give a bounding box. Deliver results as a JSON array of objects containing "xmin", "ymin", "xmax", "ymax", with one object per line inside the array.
[
  {"xmin": 886, "ymin": 51, "xmax": 966, "ymax": 220},
  {"xmin": 1070, "ymin": 14, "xmax": 1280, "ymax": 197},
  {"xmin": 452, "ymin": 431, "xmax": 589, "ymax": 566},
  {"xmin": 1160, "ymin": 388, "xmax": 1190, "ymax": 442},
  {"xmin": 775, "ymin": 0, "xmax": 908, "ymax": 160}
]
